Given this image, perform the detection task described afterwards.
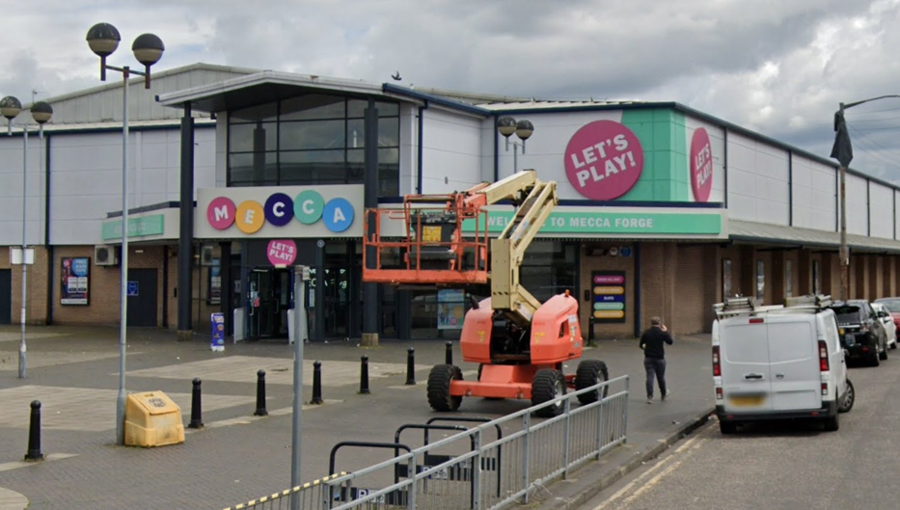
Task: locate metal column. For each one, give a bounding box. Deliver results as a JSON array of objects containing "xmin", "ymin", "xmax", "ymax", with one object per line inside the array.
[
  {"xmin": 177, "ymin": 102, "xmax": 195, "ymax": 340},
  {"xmin": 361, "ymin": 99, "xmax": 380, "ymax": 346}
]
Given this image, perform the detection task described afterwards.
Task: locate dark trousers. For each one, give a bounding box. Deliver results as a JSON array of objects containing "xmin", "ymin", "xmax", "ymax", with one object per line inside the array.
[{"xmin": 644, "ymin": 357, "xmax": 667, "ymax": 398}]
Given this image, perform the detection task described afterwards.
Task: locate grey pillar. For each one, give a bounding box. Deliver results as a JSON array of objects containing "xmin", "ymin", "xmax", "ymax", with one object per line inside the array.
[
  {"xmin": 177, "ymin": 102, "xmax": 195, "ymax": 341},
  {"xmin": 315, "ymin": 240, "xmax": 325, "ymax": 342},
  {"xmin": 220, "ymin": 242, "xmax": 231, "ymax": 337},
  {"xmin": 398, "ymin": 289, "xmax": 411, "ymax": 340},
  {"xmin": 361, "ymin": 98, "xmax": 380, "ymax": 346}
]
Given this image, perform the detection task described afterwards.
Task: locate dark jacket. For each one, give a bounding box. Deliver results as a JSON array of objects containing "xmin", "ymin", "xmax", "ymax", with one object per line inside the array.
[{"xmin": 640, "ymin": 327, "xmax": 674, "ymax": 359}]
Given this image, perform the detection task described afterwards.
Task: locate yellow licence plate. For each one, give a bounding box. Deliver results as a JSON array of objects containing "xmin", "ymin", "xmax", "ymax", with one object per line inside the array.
[
  {"xmin": 422, "ymin": 226, "xmax": 441, "ymax": 243},
  {"xmin": 729, "ymin": 395, "xmax": 765, "ymax": 407}
]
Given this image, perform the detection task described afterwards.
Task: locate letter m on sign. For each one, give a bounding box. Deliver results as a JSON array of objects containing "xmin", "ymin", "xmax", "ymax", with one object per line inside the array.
[{"xmin": 214, "ymin": 205, "xmax": 230, "ymax": 222}]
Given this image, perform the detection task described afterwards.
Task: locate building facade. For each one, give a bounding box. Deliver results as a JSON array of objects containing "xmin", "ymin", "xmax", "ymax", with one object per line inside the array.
[{"xmin": 3, "ymin": 64, "xmax": 900, "ymax": 341}]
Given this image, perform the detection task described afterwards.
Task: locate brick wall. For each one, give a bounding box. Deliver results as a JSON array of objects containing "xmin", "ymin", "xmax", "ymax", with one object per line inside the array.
[
  {"xmin": 673, "ymin": 245, "xmax": 717, "ymax": 334},
  {"xmin": 51, "ymin": 245, "xmax": 167, "ymax": 326},
  {"xmin": 0, "ymin": 246, "xmax": 50, "ymax": 325}
]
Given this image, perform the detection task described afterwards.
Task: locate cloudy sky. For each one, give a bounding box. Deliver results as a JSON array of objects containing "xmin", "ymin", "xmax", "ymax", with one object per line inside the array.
[{"xmin": 2, "ymin": 0, "xmax": 900, "ymax": 181}]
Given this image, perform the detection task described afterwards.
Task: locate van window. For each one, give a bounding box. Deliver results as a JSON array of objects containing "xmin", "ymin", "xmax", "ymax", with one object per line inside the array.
[{"xmin": 832, "ymin": 306, "xmax": 862, "ymax": 324}]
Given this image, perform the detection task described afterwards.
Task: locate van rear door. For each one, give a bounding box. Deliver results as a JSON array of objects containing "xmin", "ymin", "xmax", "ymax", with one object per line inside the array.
[
  {"xmin": 721, "ymin": 319, "xmax": 772, "ymax": 413},
  {"xmin": 766, "ymin": 315, "xmax": 822, "ymax": 411}
]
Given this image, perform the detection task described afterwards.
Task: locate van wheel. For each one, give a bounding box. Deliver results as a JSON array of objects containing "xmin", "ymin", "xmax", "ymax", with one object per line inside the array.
[
  {"xmin": 823, "ymin": 414, "xmax": 839, "ymax": 432},
  {"xmin": 871, "ymin": 352, "xmax": 881, "ymax": 367},
  {"xmin": 839, "ymin": 379, "xmax": 855, "ymax": 413},
  {"xmin": 879, "ymin": 343, "xmax": 888, "ymax": 360},
  {"xmin": 719, "ymin": 421, "xmax": 737, "ymax": 435}
]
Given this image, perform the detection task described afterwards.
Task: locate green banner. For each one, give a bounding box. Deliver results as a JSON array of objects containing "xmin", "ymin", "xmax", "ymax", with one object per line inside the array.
[
  {"xmin": 101, "ymin": 214, "xmax": 165, "ymax": 240},
  {"xmin": 462, "ymin": 210, "xmax": 722, "ymax": 235}
]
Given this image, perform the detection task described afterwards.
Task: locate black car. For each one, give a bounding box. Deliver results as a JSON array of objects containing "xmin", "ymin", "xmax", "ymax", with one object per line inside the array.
[{"xmin": 829, "ymin": 300, "xmax": 888, "ymax": 366}]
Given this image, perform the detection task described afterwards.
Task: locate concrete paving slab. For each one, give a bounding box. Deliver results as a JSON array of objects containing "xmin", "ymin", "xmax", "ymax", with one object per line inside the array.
[
  {"xmin": 124, "ymin": 355, "xmax": 431, "ymax": 386},
  {"xmin": 0, "ymin": 351, "xmax": 122, "ymax": 371},
  {"xmin": 0, "ymin": 385, "xmax": 254, "ymax": 431},
  {"xmin": 0, "ymin": 487, "xmax": 28, "ymax": 510}
]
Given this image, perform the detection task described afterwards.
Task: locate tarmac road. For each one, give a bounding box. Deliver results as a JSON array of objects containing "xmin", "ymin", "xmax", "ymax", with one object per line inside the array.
[{"xmin": 577, "ymin": 349, "xmax": 900, "ymax": 510}]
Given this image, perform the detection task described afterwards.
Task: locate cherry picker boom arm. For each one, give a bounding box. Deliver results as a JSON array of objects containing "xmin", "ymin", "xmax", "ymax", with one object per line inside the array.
[{"xmin": 465, "ymin": 170, "xmax": 558, "ymax": 328}]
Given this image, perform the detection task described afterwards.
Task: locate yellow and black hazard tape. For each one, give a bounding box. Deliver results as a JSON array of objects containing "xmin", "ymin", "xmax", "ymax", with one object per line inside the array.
[{"xmin": 222, "ymin": 472, "xmax": 347, "ymax": 510}]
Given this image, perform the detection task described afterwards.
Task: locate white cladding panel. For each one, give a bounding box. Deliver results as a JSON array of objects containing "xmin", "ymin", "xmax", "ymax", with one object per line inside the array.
[
  {"xmin": 869, "ymin": 181, "xmax": 894, "ymax": 239},
  {"xmin": 40, "ymin": 127, "xmax": 215, "ymax": 246},
  {"xmin": 399, "ymin": 104, "xmax": 418, "ymax": 196},
  {"xmin": 0, "ymin": 135, "xmax": 47, "ymax": 245},
  {"xmin": 726, "ymin": 131, "xmax": 790, "ymax": 225},
  {"xmin": 895, "ymin": 190, "xmax": 900, "ymax": 240},
  {"xmin": 791, "ymin": 155, "xmax": 837, "ymax": 232},
  {"xmin": 846, "ymin": 174, "xmax": 868, "ymax": 236},
  {"xmin": 420, "ymin": 108, "xmax": 483, "ymax": 193},
  {"xmin": 685, "ymin": 115, "xmax": 726, "ymax": 203}
]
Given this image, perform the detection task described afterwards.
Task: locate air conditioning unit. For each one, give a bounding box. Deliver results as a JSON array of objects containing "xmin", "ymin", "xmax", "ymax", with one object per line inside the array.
[
  {"xmin": 200, "ymin": 245, "xmax": 215, "ymax": 266},
  {"xmin": 94, "ymin": 245, "xmax": 119, "ymax": 266}
]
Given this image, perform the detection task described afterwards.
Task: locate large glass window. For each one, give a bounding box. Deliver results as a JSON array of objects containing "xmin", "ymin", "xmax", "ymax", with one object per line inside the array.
[{"xmin": 227, "ymin": 94, "xmax": 401, "ymax": 196}]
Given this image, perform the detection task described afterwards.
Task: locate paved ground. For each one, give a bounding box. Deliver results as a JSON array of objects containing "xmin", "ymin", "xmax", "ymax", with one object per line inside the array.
[{"xmin": 0, "ymin": 325, "xmax": 715, "ymax": 510}]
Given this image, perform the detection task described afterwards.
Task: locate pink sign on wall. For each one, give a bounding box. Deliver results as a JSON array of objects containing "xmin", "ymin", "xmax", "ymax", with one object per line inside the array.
[
  {"xmin": 564, "ymin": 120, "xmax": 644, "ymax": 201},
  {"xmin": 690, "ymin": 128, "xmax": 713, "ymax": 202},
  {"xmin": 207, "ymin": 197, "xmax": 237, "ymax": 230},
  {"xmin": 267, "ymin": 239, "xmax": 297, "ymax": 266}
]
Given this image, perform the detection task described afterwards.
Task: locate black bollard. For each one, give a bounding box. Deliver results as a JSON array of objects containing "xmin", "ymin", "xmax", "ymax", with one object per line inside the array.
[
  {"xmin": 311, "ymin": 361, "xmax": 324, "ymax": 405},
  {"xmin": 189, "ymin": 378, "xmax": 204, "ymax": 429},
  {"xmin": 254, "ymin": 370, "xmax": 268, "ymax": 416},
  {"xmin": 24, "ymin": 400, "xmax": 43, "ymax": 461},
  {"xmin": 360, "ymin": 355, "xmax": 370, "ymax": 394},
  {"xmin": 445, "ymin": 341, "xmax": 453, "ymax": 365},
  {"xmin": 406, "ymin": 347, "xmax": 416, "ymax": 385}
]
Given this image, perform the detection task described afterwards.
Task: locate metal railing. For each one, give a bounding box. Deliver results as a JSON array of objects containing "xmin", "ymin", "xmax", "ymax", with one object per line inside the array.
[{"xmin": 223, "ymin": 375, "xmax": 629, "ymax": 510}]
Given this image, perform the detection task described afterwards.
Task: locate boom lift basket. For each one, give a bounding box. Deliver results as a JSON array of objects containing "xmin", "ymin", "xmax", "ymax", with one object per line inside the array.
[{"xmin": 362, "ymin": 193, "xmax": 490, "ymax": 285}]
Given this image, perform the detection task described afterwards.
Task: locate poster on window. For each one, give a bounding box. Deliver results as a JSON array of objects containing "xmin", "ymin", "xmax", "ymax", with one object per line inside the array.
[
  {"xmin": 208, "ymin": 258, "xmax": 222, "ymax": 305},
  {"xmin": 591, "ymin": 271, "xmax": 626, "ymax": 324},
  {"xmin": 437, "ymin": 289, "xmax": 465, "ymax": 330},
  {"xmin": 61, "ymin": 257, "xmax": 90, "ymax": 305}
]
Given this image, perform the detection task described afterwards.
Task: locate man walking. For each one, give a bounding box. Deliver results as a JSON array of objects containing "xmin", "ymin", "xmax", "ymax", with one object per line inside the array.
[{"xmin": 640, "ymin": 316, "xmax": 674, "ymax": 403}]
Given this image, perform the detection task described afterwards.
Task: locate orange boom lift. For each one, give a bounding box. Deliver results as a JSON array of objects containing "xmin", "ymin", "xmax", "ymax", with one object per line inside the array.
[{"xmin": 363, "ymin": 170, "xmax": 609, "ymax": 417}]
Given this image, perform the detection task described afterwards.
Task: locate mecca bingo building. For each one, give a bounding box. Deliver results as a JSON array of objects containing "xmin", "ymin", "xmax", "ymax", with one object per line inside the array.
[{"xmin": 3, "ymin": 63, "xmax": 900, "ymax": 343}]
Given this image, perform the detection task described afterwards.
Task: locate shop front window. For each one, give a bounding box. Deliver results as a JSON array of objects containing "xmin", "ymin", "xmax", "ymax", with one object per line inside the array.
[{"xmin": 227, "ymin": 94, "xmax": 400, "ymax": 196}]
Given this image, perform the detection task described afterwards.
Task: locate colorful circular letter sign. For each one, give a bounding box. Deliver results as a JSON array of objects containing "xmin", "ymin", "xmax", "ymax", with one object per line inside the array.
[
  {"xmin": 690, "ymin": 127, "xmax": 713, "ymax": 202},
  {"xmin": 267, "ymin": 239, "xmax": 297, "ymax": 266},
  {"xmin": 207, "ymin": 197, "xmax": 236, "ymax": 230},
  {"xmin": 323, "ymin": 198, "xmax": 355, "ymax": 233},
  {"xmin": 564, "ymin": 120, "xmax": 644, "ymax": 200},
  {"xmin": 294, "ymin": 190, "xmax": 324, "ymax": 224},
  {"xmin": 235, "ymin": 200, "xmax": 265, "ymax": 234},
  {"xmin": 264, "ymin": 193, "xmax": 294, "ymax": 227}
]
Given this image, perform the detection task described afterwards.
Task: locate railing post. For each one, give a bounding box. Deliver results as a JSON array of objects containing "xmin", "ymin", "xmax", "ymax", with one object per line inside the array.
[
  {"xmin": 311, "ymin": 361, "xmax": 324, "ymax": 405},
  {"xmin": 405, "ymin": 347, "xmax": 416, "ymax": 385},
  {"xmin": 254, "ymin": 370, "xmax": 268, "ymax": 416},
  {"xmin": 623, "ymin": 375, "xmax": 630, "ymax": 444},
  {"xmin": 24, "ymin": 400, "xmax": 43, "ymax": 461},
  {"xmin": 563, "ymin": 397, "xmax": 572, "ymax": 480},
  {"xmin": 520, "ymin": 413, "xmax": 531, "ymax": 504},
  {"xmin": 596, "ymin": 387, "xmax": 605, "ymax": 460},
  {"xmin": 472, "ymin": 428, "xmax": 483, "ymax": 510},
  {"xmin": 406, "ymin": 451, "xmax": 417, "ymax": 510},
  {"xmin": 445, "ymin": 341, "xmax": 453, "ymax": 365},
  {"xmin": 360, "ymin": 355, "xmax": 370, "ymax": 394},
  {"xmin": 189, "ymin": 378, "xmax": 203, "ymax": 429}
]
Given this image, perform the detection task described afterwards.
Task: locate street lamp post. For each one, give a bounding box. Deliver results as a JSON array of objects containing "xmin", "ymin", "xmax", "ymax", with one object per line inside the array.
[
  {"xmin": 85, "ymin": 22, "xmax": 164, "ymax": 445},
  {"xmin": 1, "ymin": 96, "xmax": 53, "ymax": 380},
  {"xmin": 831, "ymin": 95, "xmax": 900, "ymax": 302},
  {"xmin": 497, "ymin": 116, "xmax": 534, "ymax": 174}
]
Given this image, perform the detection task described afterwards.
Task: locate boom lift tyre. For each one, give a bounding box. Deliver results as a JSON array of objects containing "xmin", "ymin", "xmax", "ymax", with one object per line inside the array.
[{"xmin": 364, "ymin": 170, "xmax": 610, "ymax": 414}]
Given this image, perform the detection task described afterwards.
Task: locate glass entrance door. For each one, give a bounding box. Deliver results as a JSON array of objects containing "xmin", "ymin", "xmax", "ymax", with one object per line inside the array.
[{"xmin": 248, "ymin": 268, "xmax": 291, "ymax": 340}]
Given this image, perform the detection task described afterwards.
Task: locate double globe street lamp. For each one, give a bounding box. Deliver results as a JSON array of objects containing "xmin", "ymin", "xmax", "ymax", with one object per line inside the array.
[
  {"xmin": 1, "ymin": 95, "xmax": 53, "ymax": 380},
  {"xmin": 85, "ymin": 22, "xmax": 164, "ymax": 446},
  {"xmin": 497, "ymin": 116, "xmax": 534, "ymax": 174}
]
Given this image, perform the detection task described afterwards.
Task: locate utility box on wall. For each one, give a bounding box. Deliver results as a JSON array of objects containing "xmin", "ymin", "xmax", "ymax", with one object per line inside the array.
[{"xmin": 124, "ymin": 391, "xmax": 185, "ymax": 447}]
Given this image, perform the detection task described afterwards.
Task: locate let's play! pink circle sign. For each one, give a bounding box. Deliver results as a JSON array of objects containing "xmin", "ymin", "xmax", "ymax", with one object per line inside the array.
[
  {"xmin": 564, "ymin": 120, "xmax": 643, "ymax": 201},
  {"xmin": 267, "ymin": 239, "xmax": 297, "ymax": 266},
  {"xmin": 690, "ymin": 128, "xmax": 713, "ymax": 202}
]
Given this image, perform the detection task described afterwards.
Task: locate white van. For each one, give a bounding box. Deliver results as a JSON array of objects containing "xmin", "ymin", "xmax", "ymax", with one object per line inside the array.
[{"xmin": 712, "ymin": 295, "xmax": 855, "ymax": 434}]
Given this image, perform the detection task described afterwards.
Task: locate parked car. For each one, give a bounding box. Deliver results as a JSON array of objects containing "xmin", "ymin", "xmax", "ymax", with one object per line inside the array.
[
  {"xmin": 712, "ymin": 296, "xmax": 854, "ymax": 434},
  {"xmin": 873, "ymin": 297, "xmax": 900, "ymax": 347},
  {"xmin": 871, "ymin": 302, "xmax": 898, "ymax": 350},
  {"xmin": 829, "ymin": 300, "xmax": 888, "ymax": 366}
]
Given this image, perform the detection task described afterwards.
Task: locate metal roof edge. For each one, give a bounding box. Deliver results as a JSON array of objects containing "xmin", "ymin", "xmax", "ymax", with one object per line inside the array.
[{"xmin": 381, "ymin": 84, "xmax": 491, "ymax": 116}]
